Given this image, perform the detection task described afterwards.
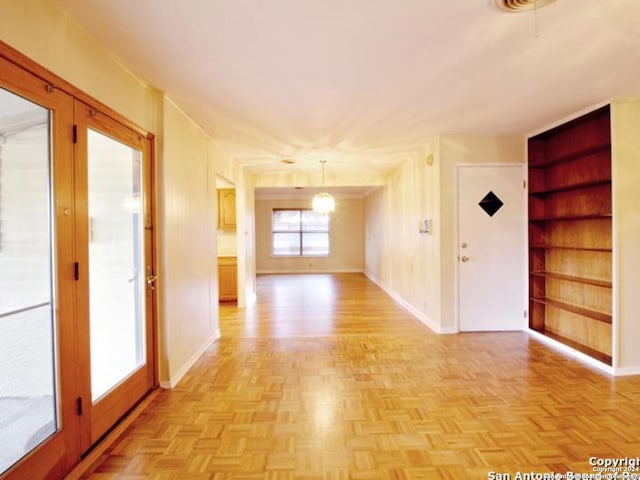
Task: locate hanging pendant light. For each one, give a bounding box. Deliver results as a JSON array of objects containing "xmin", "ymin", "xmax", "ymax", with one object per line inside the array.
[{"xmin": 312, "ymin": 160, "xmax": 335, "ymax": 213}]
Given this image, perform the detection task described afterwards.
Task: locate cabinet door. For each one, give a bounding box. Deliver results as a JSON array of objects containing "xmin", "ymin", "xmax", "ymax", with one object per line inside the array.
[
  {"xmin": 218, "ymin": 265, "xmax": 237, "ymax": 301},
  {"xmin": 217, "ymin": 189, "xmax": 236, "ymax": 230}
]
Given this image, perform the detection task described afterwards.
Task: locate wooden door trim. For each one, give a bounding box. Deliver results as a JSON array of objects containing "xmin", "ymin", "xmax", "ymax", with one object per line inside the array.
[{"xmin": 0, "ymin": 40, "xmax": 154, "ymax": 142}]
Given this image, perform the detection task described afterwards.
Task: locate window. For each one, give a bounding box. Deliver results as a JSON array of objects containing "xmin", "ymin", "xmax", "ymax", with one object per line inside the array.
[{"xmin": 272, "ymin": 209, "xmax": 330, "ymax": 256}]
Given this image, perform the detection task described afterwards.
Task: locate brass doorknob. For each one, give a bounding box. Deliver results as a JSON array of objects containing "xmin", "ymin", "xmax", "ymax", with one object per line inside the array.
[{"xmin": 146, "ymin": 274, "xmax": 157, "ymax": 289}]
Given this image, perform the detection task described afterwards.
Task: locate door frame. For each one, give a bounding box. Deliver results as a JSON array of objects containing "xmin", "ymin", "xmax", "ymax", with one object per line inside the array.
[{"xmin": 453, "ymin": 163, "xmax": 528, "ymax": 333}]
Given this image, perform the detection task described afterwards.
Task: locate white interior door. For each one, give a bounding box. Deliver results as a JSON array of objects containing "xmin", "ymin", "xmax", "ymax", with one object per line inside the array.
[{"xmin": 457, "ymin": 165, "xmax": 525, "ymax": 331}]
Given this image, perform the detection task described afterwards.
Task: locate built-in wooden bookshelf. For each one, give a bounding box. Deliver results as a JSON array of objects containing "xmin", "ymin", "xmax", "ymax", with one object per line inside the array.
[{"xmin": 528, "ymin": 105, "xmax": 612, "ymax": 365}]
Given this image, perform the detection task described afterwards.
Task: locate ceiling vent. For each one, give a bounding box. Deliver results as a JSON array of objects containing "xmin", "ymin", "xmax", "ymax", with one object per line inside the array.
[{"xmin": 494, "ymin": 0, "xmax": 558, "ymax": 12}]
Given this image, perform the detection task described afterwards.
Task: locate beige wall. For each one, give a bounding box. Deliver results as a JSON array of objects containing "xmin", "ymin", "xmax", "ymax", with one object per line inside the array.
[
  {"xmin": 216, "ymin": 230, "xmax": 237, "ymax": 256},
  {"xmin": 364, "ymin": 188, "xmax": 388, "ymax": 284},
  {"xmin": 238, "ymin": 178, "xmax": 258, "ymax": 305},
  {"xmin": 158, "ymin": 99, "xmax": 219, "ymax": 385},
  {"xmin": 364, "ymin": 144, "xmax": 443, "ymax": 331},
  {"xmin": 611, "ymin": 99, "xmax": 640, "ymax": 372},
  {"xmin": 255, "ymin": 198, "xmax": 365, "ymax": 273}
]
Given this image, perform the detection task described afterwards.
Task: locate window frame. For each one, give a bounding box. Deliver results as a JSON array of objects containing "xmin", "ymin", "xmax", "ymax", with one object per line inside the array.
[{"xmin": 271, "ymin": 208, "xmax": 330, "ymax": 258}]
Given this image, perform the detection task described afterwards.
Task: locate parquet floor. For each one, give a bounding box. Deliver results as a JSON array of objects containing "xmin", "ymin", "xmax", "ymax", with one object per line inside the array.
[{"xmin": 80, "ymin": 273, "xmax": 640, "ymax": 479}]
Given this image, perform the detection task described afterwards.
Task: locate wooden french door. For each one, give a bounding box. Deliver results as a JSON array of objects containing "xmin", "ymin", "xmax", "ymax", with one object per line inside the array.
[
  {"xmin": 73, "ymin": 101, "xmax": 156, "ymax": 449},
  {"xmin": 0, "ymin": 52, "xmax": 156, "ymax": 480},
  {"xmin": 0, "ymin": 53, "xmax": 79, "ymax": 480}
]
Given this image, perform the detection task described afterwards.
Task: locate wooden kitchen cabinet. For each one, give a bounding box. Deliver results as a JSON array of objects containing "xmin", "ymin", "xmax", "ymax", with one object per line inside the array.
[
  {"xmin": 217, "ymin": 188, "xmax": 236, "ymax": 230},
  {"xmin": 218, "ymin": 256, "xmax": 237, "ymax": 302}
]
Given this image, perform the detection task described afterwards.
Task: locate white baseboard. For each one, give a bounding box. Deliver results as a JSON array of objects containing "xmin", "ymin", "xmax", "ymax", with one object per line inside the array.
[
  {"xmin": 363, "ymin": 270, "xmax": 454, "ymax": 335},
  {"xmin": 438, "ymin": 325, "xmax": 458, "ymax": 334},
  {"xmin": 362, "ymin": 270, "xmax": 382, "ymax": 285},
  {"xmin": 613, "ymin": 366, "xmax": 640, "ymax": 376},
  {"xmin": 160, "ymin": 328, "xmax": 221, "ymax": 389},
  {"xmin": 527, "ymin": 329, "xmax": 614, "ymax": 376},
  {"xmin": 257, "ymin": 268, "xmax": 364, "ymax": 274}
]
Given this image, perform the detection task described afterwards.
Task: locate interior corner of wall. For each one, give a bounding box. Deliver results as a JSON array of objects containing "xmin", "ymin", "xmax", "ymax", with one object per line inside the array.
[
  {"xmin": 232, "ymin": 162, "xmax": 245, "ymax": 186},
  {"xmin": 156, "ymin": 318, "xmax": 170, "ymax": 387}
]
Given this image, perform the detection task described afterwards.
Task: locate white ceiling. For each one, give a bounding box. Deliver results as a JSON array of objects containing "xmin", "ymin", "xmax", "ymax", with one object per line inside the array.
[
  {"xmin": 54, "ymin": 0, "xmax": 640, "ymax": 175},
  {"xmin": 255, "ymin": 186, "xmax": 379, "ymax": 200}
]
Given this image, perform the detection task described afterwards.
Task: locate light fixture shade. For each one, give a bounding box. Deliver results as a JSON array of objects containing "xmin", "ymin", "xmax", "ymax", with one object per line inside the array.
[{"xmin": 312, "ymin": 192, "xmax": 335, "ymax": 213}]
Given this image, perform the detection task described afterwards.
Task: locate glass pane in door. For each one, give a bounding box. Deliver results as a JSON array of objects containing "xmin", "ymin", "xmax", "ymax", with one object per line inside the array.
[
  {"xmin": 87, "ymin": 129, "xmax": 145, "ymax": 402},
  {"xmin": 0, "ymin": 88, "xmax": 57, "ymax": 474}
]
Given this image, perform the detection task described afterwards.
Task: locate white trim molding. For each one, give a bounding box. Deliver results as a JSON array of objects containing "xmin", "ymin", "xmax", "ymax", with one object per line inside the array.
[
  {"xmin": 364, "ymin": 271, "xmax": 456, "ymax": 335},
  {"xmin": 527, "ymin": 329, "xmax": 614, "ymax": 376},
  {"xmin": 257, "ymin": 268, "xmax": 363, "ymax": 275},
  {"xmin": 613, "ymin": 366, "xmax": 640, "ymax": 376},
  {"xmin": 159, "ymin": 329, "xmax": 221, "ymax": 389},
  {"xmin": 245, "ymin": 292, "xmax": 257, "ymax": 307}
]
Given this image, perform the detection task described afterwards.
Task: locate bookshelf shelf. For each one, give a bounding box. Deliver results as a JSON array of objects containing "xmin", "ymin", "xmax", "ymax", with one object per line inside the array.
[{"xmin": 528, "ymin": 105, "xmax": 612, "ymax": 365}]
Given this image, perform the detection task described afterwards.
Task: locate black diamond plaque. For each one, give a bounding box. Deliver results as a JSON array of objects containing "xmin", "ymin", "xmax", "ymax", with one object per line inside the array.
[{"xmin": 478, "ymin": 191, "xmax": 504, "ymax": 217}]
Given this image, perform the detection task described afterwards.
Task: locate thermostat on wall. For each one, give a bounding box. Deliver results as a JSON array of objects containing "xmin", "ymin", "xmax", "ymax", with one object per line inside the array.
[{"xmin": 420, "ymin": 219, "xmax": 432, "ymax": 234}]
